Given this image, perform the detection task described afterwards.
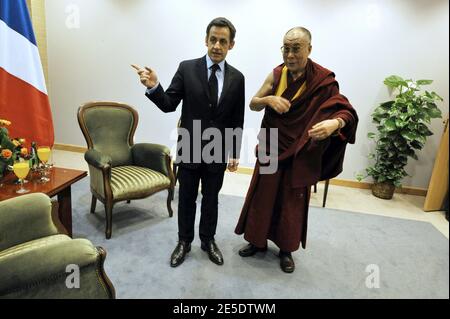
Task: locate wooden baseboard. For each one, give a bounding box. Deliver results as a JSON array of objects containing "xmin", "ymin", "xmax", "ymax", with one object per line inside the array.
[
  {"xmin": 53, "ymin": 143, "xmax": 87, "ymax": 153},
  {"xmin": 236, "ymin": 167, "xmax": 254, "ymax": 175},
  {"xmin": 236, "ymin": 166, "xmax": 427, "ymax": 197},
  {"xmin": 53, "ymin": 144, "xmax": 427, "ymax": 196},
  {"xmin": 325, "ymin": 178, "xmax": 427, "ymax": 196}
]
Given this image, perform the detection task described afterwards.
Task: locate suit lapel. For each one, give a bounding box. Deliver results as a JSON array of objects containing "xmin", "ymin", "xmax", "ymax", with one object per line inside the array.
[
  {"xmin": 197, "ymin": 56, "xmax": 210, "ymax": 101},
  {"xmin": 197, "ymin": 57, "xmax": 233, "ymax": 112},
  {"xmin": 218, "ymin": 62, "xmax": 232, "ymax": 107}
]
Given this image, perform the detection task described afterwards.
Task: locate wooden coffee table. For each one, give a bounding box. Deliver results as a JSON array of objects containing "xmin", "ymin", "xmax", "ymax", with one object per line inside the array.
[{"xmin": 0, "ymin": 167, "xmax": 87, "ymax": 237}]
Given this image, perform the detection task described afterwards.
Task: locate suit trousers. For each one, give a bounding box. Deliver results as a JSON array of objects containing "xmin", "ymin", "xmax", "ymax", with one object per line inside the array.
[{"xmin": 177, "ymin": 164, "xmax": 226, "ymax": 243}]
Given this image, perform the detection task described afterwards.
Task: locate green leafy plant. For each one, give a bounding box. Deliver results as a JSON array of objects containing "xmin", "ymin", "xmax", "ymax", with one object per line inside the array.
[
  {"xmin": 357, "ymin": 75, "xmax": 443, "ymax": 187},
  {"xmin": 0, "ymin": 119, "xmax": 28, "ymax": 177}
]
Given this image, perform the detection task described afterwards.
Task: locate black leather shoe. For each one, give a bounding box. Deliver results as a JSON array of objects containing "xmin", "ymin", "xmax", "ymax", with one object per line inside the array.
[
  {"xmin": 279, "ymin": 251, "xmax": 295, "ymax": 273},
  {"xmin": 238, "ymin": 243, "xmax": 267, "ymax": 257},
  {"xmin": 201, "ymin": 240, "xmax": 224, "ymax": 265},
  {"xmin": 170, "ymin": 241, "xmax": 191, "ymax": 267}
]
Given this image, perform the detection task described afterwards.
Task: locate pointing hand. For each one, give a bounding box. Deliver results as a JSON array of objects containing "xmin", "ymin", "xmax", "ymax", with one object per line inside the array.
[{"xmin": 131, "ymin": 64, "xmax": 158, "ymax": 88}]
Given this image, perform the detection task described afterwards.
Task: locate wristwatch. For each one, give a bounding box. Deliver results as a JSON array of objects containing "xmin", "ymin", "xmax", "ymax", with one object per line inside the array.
[{"xmin": 332, "ymin": 118, "xmax": 345, "ymax": 137}]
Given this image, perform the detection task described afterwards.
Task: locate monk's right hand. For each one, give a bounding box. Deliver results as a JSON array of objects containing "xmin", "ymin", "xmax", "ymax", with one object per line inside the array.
[
  {"xmin": 267, "ymin": 96, "xmax": 291, "ymax": 114},
  {"xmin": 131, "ymin": 64, "xmax": 158, "ymax": 88}
]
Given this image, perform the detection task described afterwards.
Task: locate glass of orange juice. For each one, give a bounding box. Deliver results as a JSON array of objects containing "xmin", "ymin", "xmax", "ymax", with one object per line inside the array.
[
  {"xmin": 13, "ymin": 161, "xmax": 30, "ymax": 194},
  {"xmin": 37, "ymin": 146, "xmax": 51, "ymax": 183}
]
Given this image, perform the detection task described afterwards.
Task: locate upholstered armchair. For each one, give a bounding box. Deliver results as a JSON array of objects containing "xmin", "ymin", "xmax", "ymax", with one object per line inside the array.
[
  {"xmin": 0, "ymin": 193, "xmax": 115, "ymax": 299},
  {"xmin": 77, "ymin": 101, "xmax": 175, "ymax": 239}
]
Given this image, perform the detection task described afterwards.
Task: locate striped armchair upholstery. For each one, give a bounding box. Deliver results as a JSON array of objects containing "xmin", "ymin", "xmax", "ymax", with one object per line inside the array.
[
  {"xmin": 77, "ymin": 102, "xmax": 175, "ymax": 239},
  {"xmin": 110, "ymin": 166, "xmax": 171, "ymax": 201}
]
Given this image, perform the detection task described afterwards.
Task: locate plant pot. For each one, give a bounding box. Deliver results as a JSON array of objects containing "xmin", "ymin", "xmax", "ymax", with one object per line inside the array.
[{"xmin": 372, "ymin": 182, "xmax": 395, "ymax": 200}]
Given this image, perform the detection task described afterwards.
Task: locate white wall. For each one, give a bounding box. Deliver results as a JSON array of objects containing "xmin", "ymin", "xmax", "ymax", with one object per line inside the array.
[{"xmin": 45, "ymin": 0, "xmax": 449, "ymax": 188}]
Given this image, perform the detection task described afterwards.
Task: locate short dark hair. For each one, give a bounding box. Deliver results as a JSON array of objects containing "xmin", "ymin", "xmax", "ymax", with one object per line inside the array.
[{"xmin": 206, "ymin": 17, "xmax": 236, "ymax": 42}]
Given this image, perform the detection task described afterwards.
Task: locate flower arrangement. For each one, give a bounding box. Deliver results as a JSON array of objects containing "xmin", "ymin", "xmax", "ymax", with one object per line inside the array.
[{"xmin": 0, "ymin": 119, "xmax": 29, "ymax": 177}]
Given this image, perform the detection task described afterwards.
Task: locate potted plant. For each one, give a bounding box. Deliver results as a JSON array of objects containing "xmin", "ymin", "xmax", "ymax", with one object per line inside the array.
[{"xmin": 358, "ymin": 75, "xmax": 443, "ymax": 199}]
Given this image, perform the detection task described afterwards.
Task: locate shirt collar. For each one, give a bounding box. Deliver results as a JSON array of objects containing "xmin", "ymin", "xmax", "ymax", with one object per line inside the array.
[{"xmin": 206, "ymin": 55, "xmax": 225, "ymax": 72}]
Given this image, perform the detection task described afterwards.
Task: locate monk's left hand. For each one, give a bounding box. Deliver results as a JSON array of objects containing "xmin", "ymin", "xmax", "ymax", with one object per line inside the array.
[
  {"xmin": 308, "ymin": 119, "xmax": 340, "ymax": 141},
  {"xmin": 227, "ymin": 158, "xmax": 239, "ymax": 172}
]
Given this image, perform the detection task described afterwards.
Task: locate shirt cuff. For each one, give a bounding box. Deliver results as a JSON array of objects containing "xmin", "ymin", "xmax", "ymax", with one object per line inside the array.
[{"xmin": 145, "ymin": 83, "xmax": 160, "ymax": 95}]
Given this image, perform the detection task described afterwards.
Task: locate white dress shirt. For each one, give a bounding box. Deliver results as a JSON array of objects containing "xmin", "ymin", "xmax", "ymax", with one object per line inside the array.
[{"xmin": 146, "ymin": 55, "xmax": 226, "ymax": 101}]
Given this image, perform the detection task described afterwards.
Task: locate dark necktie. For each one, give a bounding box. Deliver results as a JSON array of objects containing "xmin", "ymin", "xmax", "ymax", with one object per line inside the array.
[{"xmin": 208, "ymin": 64, "xmax": 220, "ymax": 107}]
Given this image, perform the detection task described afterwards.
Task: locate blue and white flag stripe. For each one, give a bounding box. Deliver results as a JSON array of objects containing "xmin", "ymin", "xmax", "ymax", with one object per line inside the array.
[
  {"xmin": 0, "ymin": 0, "xmax": 36, "ymax": 45},
  {"xmin": 0, "ymin": 0, "xmax": 54, "ymax": 147},
  {"xmin": 0, "ymin": 19, "xmax": 47, "ymax": 94}
]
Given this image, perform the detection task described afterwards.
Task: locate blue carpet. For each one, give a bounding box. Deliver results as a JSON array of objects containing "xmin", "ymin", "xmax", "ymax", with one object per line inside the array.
[{"xmin": 71, "ymin": 179, "xmax": 449, "ymax": 299}]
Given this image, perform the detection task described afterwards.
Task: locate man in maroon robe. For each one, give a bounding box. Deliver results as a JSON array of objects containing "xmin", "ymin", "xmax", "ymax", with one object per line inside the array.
[{"xmin": 234, "ymin": 27, "xmax": 358, "ymax": 273}]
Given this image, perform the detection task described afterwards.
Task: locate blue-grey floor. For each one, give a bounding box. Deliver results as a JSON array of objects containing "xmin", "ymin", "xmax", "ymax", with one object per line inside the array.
[{"xmin": 71, "ymin": 180, "xmax": 449, "ymax": 299}]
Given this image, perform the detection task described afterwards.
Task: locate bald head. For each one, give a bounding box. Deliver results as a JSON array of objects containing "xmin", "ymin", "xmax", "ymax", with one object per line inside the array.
[
  {"xmin": 282, "ymin": 27, "xmax": 312, "ymax": 78},
  {"xmin": 284, "ymin": 27, "xmax": 312, "ymax": 44}
]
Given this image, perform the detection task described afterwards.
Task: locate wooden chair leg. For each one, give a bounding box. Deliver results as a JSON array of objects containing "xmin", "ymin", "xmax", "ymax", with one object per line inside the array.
[
  {"xmin": 126, "ymin": 200, "xmax": 131, "ymax": 204},
  {"xmin": 90, "ymin": 195, "xmax": 97, "ymax": 214},
  {"xmin": 105, "ymin": 201, "xmax": 113, "ymax": 239},
  {"xmin": 173, "ymin": 164, "xmax": 178, "ymax": 186},
  {"xmin": 167, "ymin": 189, "xmax": 174, "ymax": 218},
  {"xmin": 322, "ymin": 179, "xmax": 330, "ymax": 207}
]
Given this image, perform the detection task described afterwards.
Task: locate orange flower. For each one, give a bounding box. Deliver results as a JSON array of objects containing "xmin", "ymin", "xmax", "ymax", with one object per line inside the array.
[
  {"xmin": 1, "ymin": 149, "xmax": 12, "ymax": 159},
  {"xmin": 0, "ymin": 119, "xmax": 11, "ymax": 126},
  {"xmin": 20, "ymin": 148, "xmax": 28, "ymax": 156}
]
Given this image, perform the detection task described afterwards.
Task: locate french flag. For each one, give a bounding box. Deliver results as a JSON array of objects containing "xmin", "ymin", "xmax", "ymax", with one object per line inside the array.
[{"xmin": 0, "ymin": 0, "xmax": 54, "ymax": 147}]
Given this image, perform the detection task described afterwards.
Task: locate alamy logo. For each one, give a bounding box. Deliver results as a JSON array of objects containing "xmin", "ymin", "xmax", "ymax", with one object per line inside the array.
[
  {"xmin": 365, "ymin": 264, "xmax": 380, "ymax": 289},
  {"xmin": 65, "ymin": 264, "xmax": 80, "ymax": 289},
  {"xmin": 169, "ymin": 120, "xmax": 279, "ymax": 174},
  {"xmin": 65, "ymin": 4, "xmax": 80, "ymax": 29}
]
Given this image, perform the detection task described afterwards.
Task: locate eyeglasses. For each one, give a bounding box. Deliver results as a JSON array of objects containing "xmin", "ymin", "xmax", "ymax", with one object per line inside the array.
[{"xmin": 280, "ymin": 46, "xmax": 304, "ymax": 55}]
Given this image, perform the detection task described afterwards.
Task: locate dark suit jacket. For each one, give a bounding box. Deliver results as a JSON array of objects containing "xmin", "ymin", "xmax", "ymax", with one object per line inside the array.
[{"xmin": 146, "ymin": 56, "xmax": 245, "ymax": 171}]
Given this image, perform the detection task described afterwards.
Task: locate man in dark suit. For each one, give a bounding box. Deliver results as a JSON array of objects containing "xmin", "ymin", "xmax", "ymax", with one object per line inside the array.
[{"xmin": 132, "ymin": 17, "xmax": 245, "ymax": 267}]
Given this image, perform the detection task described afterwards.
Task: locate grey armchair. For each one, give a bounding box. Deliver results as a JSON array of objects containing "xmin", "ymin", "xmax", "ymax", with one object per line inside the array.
[
  {"xmin": 0, "ymin": 193, "xmax": 115, "ymax": 299},
  {"xmin": 77, "ymin": 101, "xmax": 175, "ymax": 239}
]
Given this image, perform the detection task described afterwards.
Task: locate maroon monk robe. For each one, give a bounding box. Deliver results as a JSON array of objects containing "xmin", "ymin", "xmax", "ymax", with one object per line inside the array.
[{"xmin": 235, "ymin": 59, "xmax": 358, "ymax": 252}]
